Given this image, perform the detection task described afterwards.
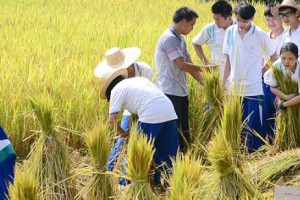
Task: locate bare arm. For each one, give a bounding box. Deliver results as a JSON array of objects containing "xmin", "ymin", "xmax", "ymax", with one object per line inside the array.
[
  {"xmin": 221, "ymin": 55, "xmax": 231, "ymax": 89},
  {"xmin": 270, "ymin": 87, "xmax": 297, "ymax": 101},
  {"xmin": 262, "ymin": 53, "xmax": 279, "ymax": 74},
  {"xmin": 185, "ymin": 56, "xmax": 204, "ymax": 84},
  {"xmin": 282, "ymin": 95, "xmax": 300, "ymax": 107},
  {"xmin": 193, "ymin": 44, "xmax": 210, "ymax": 65},
  {"xmin": 174, "ymin": 57, "xmax": 202, "ymax": 73},
  {"xmin": 108, "ymin": 113, "xmax": 129, "ymax": 137}
]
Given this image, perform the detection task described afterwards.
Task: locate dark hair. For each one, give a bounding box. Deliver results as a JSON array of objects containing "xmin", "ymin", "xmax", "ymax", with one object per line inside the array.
[
  {"xmin": 211, "ymin": 0, "xmax": 232, "ymax": 18},
  {"xmin": 279, "ymin": 6, "xmax": 298, "ymax": 13},
  {"xmin": 233, "ymin": 2, "xmax": 256, "ymax": 20},
  {"xmin": 173, "ymin": 7, "xmax": 199, "ymax": 23},
  {"xmin": 105, "ymin": 76, "xmax": 125, "ymax": 102},
  {"xmin": 264, "ymin": 4, "xmax": 276, "ymax": 17},
  {"xmin": 280, "ymin": 42, "xmax": 299, "ymax": 58}
]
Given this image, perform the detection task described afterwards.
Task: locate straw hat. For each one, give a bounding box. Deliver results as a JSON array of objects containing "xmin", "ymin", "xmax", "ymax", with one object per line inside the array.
[
  {"xmin": 272, "ymin": 0, "xmax": 300, "ymax": 16},
  {"xmin": 100, "ymin": 68, "xmax": 128, "ymax": 100},
  {"xmin": 94, "ymin": 47, "xmax": 141, "ymax": 78}
]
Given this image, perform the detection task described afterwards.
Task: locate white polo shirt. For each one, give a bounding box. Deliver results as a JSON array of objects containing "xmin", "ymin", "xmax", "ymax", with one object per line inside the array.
[
  {"xmin": 109, "ymin": 77, "xmax": 177, "ymax": 124},
  {"xmin": 223, "ymin": 24, "xmax": 276, "ymax": 96},
  {"xmin": 192, "ymin": 21, "xmax": 236, "ymax": 83},
  {"xmin": 269, "ymin": 60, "xmax": 300, "ymax": 94},
  {"xmin": 282, "ymin": 24, "xmax": 300, "ymax": 55}
]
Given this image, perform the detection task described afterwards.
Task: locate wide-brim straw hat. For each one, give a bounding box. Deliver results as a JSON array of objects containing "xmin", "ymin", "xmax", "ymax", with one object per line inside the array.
[
  {"xmin": 94, "ymin": 47, "xmax": 141, "ymax": 78},
  {"xmin": 272, "ymin": 0, "xmax": 300, "ymax": 16},
  {"xmin": 100, "ymin": 68, "xmax": 128, "ymax": 100}
]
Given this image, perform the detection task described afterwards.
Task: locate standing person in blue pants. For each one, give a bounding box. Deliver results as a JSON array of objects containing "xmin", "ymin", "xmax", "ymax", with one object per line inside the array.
[
  {"xmin": 0, "ymin": 126, "xmax": 16, "ymax": 200},
  {"xmin": 221, "ymin": 3, "xmax": 278, "ymax": 153},
  {"xmin": 262, "ymin": 4, "xmax": 287, "ymax": 143},
  {"xmin": 98, "ymin": 67, "xmax": 179, "ymax": 186},
  {"xmin": 94, "ymin": 47, "xmax": 153, "ymax": 173}
]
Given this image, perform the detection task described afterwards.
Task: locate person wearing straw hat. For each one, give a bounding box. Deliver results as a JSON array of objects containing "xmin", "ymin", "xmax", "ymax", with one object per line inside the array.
[
  {"xmin": 94, "ymin": 47, "xmax": 153, "ymax": 172},
  {"xmin": 155, "ymin": 7, "xmax": 204, "ymax": 153},
  {"xmin": 272, "ymin": 0, "xmax": 300, "ymax": 55},
  {"xmin": 99, "ymin": 67, "xmax": 179, "ymax": 185}
]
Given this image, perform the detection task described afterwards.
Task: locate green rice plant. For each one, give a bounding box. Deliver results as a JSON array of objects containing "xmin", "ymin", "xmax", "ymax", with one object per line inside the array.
[
  {"xmin": 76, "ymin": 123, "xmax": 113, "ymax": 200},
  {"xmin": 24, "ymin": 94, "xmax": 75, "ymax": 199},
  {"xmin": 250, "ymin": 149, "xmax": 300, "ymax": 191},
  {"xmin": 272, "ymin": 67, "xmax": 300, "ymax": 152},
  {"xmin": 8, "ymin": 169, "xmax": 39, "ymax": 200},
  {"xmin": 122, "ymin": 125, "xmax": 156, "ymax": 200},
  {"xmin": 208, "ymin": 133, "xmax": 261, "ymax": 200},
  {"xmin": 166, "ymin": 151, "xmax": 203, "ymax": 200}
]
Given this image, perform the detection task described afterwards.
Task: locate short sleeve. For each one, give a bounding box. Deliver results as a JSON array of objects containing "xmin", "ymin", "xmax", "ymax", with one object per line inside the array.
[{"xmin": 163, "ymin": 36, "xmax": 184, "ymax": 61}]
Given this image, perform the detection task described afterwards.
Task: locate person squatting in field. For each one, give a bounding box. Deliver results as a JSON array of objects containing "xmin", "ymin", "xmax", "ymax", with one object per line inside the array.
[
  {"xmin": 99, "ymin": 67, "xmax": 179, "ymax": 186},
  {"xmin": 267, "ymin": 42, "xmax": 300, "ymax": 109}
]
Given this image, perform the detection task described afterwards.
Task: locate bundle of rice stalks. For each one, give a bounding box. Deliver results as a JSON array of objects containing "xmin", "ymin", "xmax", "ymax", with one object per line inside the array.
[
  {"xmin": 166, "ymin": 151, "xmax": 203, "ymax": 200},
  {"xmin": 76, "ymin": 124, "xmax": 113, "ymax": 200},
  {"xmin": 249, "ymin": 149, "xmax": 300, "ymax": 191},
  {"xmin": 192, "ymin": 70, "xmax": 223, "ymax": 155},
  {"xmin": 221, "ymin": 94, "xmax": 243, "ymax": 152},
  {"xmin": 272, "ymin": 67, "xmax": 300, "ymax": 152},
  {"xmin": 8, "ymin": 169, "xmax": 39, "ymax": 200},
  {"xmin": 208, "ymin": 133, "xmax": 261, "ymax": 199},
  {"xmin": 122, "ymin": 126, "xmax": 156, "ymax": 200},
  {"xmin": 24, "ymin": 95, "xmax": 75, "ymax": 199}
]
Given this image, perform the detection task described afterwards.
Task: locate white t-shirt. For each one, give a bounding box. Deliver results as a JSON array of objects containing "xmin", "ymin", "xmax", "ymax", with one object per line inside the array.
[
  {"xmin": 223, "ymin": 24, "xmax": 276, "ymax": 96},
  {"xmin": 268, "ymin": 60, "xmax": 300, "ymax": 94},
  {"xmin": 263, "ymin": 29, "xmax": 287, "ymax": 84},
  {"xmin": 109, "ymin": 77, "xmax": 177, "ymax": 124},
  {"xmin": 282, "ymin": 24, "xmax": 300, "ymax": 56},
  {"xmin": 192, "ymin": 21, "xmax": 236, "ymax": 84},
  {"xmin": 123, "ymin": 62, "xmax": 153, "ymax": 116}
]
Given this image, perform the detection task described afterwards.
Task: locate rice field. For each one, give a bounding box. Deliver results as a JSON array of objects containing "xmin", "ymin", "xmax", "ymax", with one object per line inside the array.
[{"xmin": 1, "ymin": 0, "xmax": 300, "ymax": 199}]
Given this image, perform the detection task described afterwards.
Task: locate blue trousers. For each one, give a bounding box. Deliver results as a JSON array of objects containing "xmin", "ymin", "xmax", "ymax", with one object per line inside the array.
[
  {"xmin": 106, "ymin": 115, "xmax": 130, "ymax": 172},
  {"xmin": 138, "ymin": 119, "xmax": 179, "ymax": 184},
  {"xmin": 242, "ymin": 96, "xmax": 265, "ymax": 153},
  {"xmin": 262, "ymin": 83, "xmax": 276, "ymax": 143}
]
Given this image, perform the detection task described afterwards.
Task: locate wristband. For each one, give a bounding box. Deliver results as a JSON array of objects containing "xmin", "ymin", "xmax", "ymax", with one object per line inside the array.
[{"xmin": 278, "ymin": 101, "xmax": 285, "ymax": 110}]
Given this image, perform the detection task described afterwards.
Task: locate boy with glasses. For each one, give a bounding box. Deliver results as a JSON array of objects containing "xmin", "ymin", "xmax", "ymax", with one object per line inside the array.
[
  {"xmin": 222, "ymin": 2, "xmax": 278, "ymax": 153},
  {"xmin": 272, "ymin": 0, "xmax": 300, "ymax": 54}
]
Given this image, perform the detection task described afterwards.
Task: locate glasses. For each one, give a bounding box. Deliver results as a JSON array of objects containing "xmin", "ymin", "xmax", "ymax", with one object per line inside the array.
[
  {"xmin": 236, "ymin": 18, "xmax": 251, "ymax": 26},
  {"xmin": 279, "ymin": 11, "xmax": 294, "ymax": 19}
]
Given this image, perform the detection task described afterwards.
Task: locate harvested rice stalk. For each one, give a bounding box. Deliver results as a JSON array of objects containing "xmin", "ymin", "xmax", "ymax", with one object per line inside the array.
[
  {"xmin": 24, "ymin": 95, "xmax": 75, "ymax": 199},
  {"xmin": 208, "ymin": 133, "xmax": 261, "ymax": 200},
  {"xmin": 250, "ymin": 149, "xmax": 300, "ymax": 191},
  {"xmin": 272, "ymin": 67, "xmax": 300, "ymax": 152},
  {"xmin": 123, "ymin": 126, "xmax": 156, "ymax": 200},
  {"xmin": 76, "ymin": 124, "xmax": 113, "ymax": 200},
  {"xmin": 222, "ymin": 94, "xmax": 243, "ymax": 153},
  {"xmin": 166, "ymin": 151, "xmax": 203, "ymax": 200},
  {"xmin": 193, "ymin": 70, "xmax": 223, "ymax": 153},
  {"xmin": 8, "ymin": 170, "xmax": 38, "ymax": 200}
]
